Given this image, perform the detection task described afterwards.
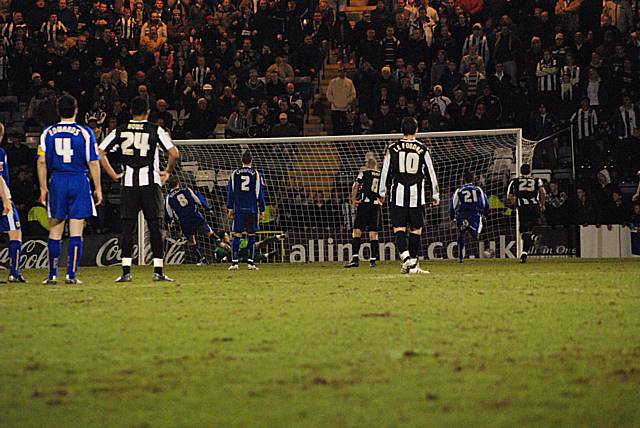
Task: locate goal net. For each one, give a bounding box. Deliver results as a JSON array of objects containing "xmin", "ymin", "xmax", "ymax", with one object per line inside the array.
[{"xmin": 146, "ymin": 129, "xmax": 537, "ymax": 264}]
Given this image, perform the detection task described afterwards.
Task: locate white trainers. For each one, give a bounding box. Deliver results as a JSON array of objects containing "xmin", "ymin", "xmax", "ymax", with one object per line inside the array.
[
  {"xmin": 409, "ymin": 264, "xmax": 430, "ymax": 274},
  {"xmin": 228, "ymin": 264, "xmax": 239, "ymax": 271},
  {"xmin": 247, "ymin": 264, "xmax": 259, "ymax": 270}
]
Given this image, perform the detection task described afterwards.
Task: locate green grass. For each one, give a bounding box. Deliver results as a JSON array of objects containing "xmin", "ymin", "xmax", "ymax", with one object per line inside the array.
[{"xmin": 0, "ymin": 260, "xmax": 639, "ymax": 428}]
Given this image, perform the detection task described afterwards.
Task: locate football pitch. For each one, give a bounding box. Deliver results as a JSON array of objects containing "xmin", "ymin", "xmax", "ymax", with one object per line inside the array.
[{"xmin": 0, "ymin": 259, "xmax": 638, "ymax": 428}]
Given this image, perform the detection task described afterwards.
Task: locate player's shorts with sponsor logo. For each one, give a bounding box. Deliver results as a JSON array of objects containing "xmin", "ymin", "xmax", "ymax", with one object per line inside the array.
[
  {"xmin": 354, "ymin": 203, "xmax": 382, "ymax": 232},
  {"xmin": 232, "ymin": 211, "xmax": 258, "ymax": 234},
  {"xmin": 456, "ymin": 212, "xmax": 483, "ymax": 236},
  {"xmin": 121, "ymin": 184, "xmax": 163, "ymax": 219},
  {"xmin": 390, "ymin": 204, "xmax": 424, "ymax": 230},
  {"xmin": 180, "ymin": 216, "xmax": 213, "ymax": 240},
  {"xmin": 48, "ymin": 173, "xmax": 96, "ymax": 219},
  {"xmin": 518, "ymin": 205, "xmax": 540, "ymax": 233},
  {"xmin": 0, "ymin": 200, "xmax": 21, "ymax": 232}
]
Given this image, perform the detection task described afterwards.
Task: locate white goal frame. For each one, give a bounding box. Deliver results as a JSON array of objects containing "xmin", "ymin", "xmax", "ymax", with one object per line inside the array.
[{"xmin": 137, "ymin": 128, "xmax": 527, "ymax": 265}]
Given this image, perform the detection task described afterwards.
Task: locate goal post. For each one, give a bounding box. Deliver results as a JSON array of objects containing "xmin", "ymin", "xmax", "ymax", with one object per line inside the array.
[{"xmin": 140, "ymin": 129, "xmax": 537, "ymax": 264}]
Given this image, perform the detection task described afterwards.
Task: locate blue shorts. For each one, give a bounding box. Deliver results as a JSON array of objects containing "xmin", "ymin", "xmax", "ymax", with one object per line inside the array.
[
  {"xmin": 232, "ymin": 212, "xmax": 258, "ymax": 234},
  {"xmin": 0, "ymin": 201, "xmax": 21, "ymax": 232},
  {"xmin": 457, "ymin": 213, "xmax": 483, "ymax": 236},
  {"xmin": 48, "ymin": 173, "xmax": 96, "ymax": 220},
  {"xmin": 181, "ymin": 218, "xmax": 213, "ymax": 240}
]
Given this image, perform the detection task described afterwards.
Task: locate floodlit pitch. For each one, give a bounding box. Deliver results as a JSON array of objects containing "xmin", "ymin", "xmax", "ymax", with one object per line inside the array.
[{"xmin": 0, "ymin": 259, "xmax": 638, "ymax": 427}]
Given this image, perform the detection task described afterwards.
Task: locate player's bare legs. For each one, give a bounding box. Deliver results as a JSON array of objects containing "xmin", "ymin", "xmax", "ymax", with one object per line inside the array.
[
  {"xmin": 45, "ymin": 218, "xmax": 66, "ymax": 284},
  {"xmin": 344, "ymin": 229, "xmax": 362, "ymax": 268},
  {"xmin": 7, "ymin": 229, "xmax": 26, "ymax": 282}
]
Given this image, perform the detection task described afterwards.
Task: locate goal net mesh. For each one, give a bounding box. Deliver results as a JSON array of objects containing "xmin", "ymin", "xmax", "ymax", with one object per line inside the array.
[{"xmin": 158, "ymin": 130, "xmax": 536, "ymax": 264}]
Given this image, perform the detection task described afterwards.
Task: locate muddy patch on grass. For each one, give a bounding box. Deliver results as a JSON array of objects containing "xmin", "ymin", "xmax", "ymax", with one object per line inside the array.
[{"xmin": 362, "ymin": 311, "xmax": 391, "ymax": 318}]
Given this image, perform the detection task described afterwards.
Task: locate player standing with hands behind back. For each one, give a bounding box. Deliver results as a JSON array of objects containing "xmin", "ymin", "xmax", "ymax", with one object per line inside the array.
[
  {"xmin": 227, "ymin": 150, "xmax": 266, "ymax": 271},
  {"xmin": 507, "ymin": 164, "xmax": 546, "ymax": 263},
  {"xmin": 380, "ymin": 117, "xmax": 440, "ymax": 274},
  {"xmin": 37, "ymin": 95, "xmax": 103, "ymax": 285},
  {"xmin": 99, "ymin": 97, "xmax": 180, "ymax": 282},
  {"xmin": 344, "ymin": 157, "xmax": 382, "ymax": 268}
]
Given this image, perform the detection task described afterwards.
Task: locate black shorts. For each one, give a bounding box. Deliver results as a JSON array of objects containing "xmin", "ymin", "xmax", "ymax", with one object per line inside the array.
[
  {"xmin": 390, "ymin": 205, "xmax": 424, "ymax": 230},
  {"xmin": 518, "ymin": 206, "xmax": 540, "ymax": 233},
  {"xmin": 354, "ymin": 203, "xmax": 381, "ymax": 232},
  {"xmin": 120, "ymin": 184, "xmax": 163, "ymax": 220}
]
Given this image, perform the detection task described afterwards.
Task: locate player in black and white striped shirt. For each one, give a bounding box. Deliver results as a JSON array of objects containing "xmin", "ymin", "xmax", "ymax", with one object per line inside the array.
[
  {"xmin": 507, "ymin": 164, "xmax": 546, "ymax": 264},
  {"xmin": 98, "ymin": 97, "xmax": 180, "ymax": 282},
  {"xmin": 379, "ymin": 117, "xmax": 440, "ymax": 274},
  {"xmin": 344, "ymin": 157, "xmax": 382, "ymax": 269}
]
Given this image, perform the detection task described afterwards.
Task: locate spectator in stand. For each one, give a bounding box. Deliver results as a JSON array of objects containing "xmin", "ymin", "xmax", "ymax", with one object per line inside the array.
[
  {"xmin": 574, "ymin": 187, "xmax": 598, "ymax": 225},
  {"xmin": 613, "ymin": 94, "xmax": 639, "ymax": 178},
  {"xmin": 226, "ymin": 101, "xmax": 253, "ymax": 138},
  {"xmin": 326, "ymin": 66, "xmax": 356, "ymax": 135},
  {"xmin": 373, "ymin": 102, "xmax": 397, "ymax": 133},
  {"xmin": 631, "ymin": 203, "xmax": 640, "ymax": 228},
  {"xmin": 602, "ymin": 0, "xmax": 634, "ymax": 34},
  {"xmin": 571, "ymin": 96, "xmax": 600, "ymax": 163},
  {"xmin": 594, "ymin": 169, "xmax": 616, "ymax": 207},
  {"xmin": 462, "ymin": 62, "xmax": 485, "ymax": 100},
  {"xmin": 545, "ymin": 180, "xmax": 569, "ymax": 225},
  {"xmin": 292, "ymin": 42, "xmax": 320, "ymax": 82},
  {"xmin": 270, "ymin": 112, "xmax": 299, "ymax": 137},
  {"xmin": 186, "ymin": 97, "xmax": 216, "ymax": 138},
  {"xmin": 600, "ymin": 189, "xmax": 629, "ymax": 224},
  {"xmin": 269, "ymin": 55, "xmax": 296, "ymax": 83}
]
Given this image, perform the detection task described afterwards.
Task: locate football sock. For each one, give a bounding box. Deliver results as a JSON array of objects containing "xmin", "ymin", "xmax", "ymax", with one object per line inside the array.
[
  {"xmin": 67, "ymin": 236, "xmax": 83, "ymax": 279},
  {"xmin": 153, "ymin": 258, "xmax": 163, "ymax": 275},
  {"xmin": 232, "ymin": 236, "xmax": 241, "ymax": 263},
  {"xmin": 370, "ymin": 240, "xmax": 379, "ymax": 261},
  {"xmin": 147, "ymin": 218, "xmax": 164, "ymax": 260},
  {"xmin": 351, "ymin": 236, "xmax": 361, "ymax": 260},
  {"xmin": 247, "ymin": 234, "xmax": 256, "ymax": 264},
  {"xmin": 395, "ymin": 231, "xmax": 411, "ymax": 263},
  {"xmin": 408, "ymin": 233, "xmax": 421, "ymax": 260},
  {"xmin": 522, "ymin": 232, "xmax": 533, "ymax": 254},
  {"xmin": 457, "ymin": 233, "xmax": 465, "ymax": 261},
  {"xmin": 122, "ymin": 257, "xmax": 132, "ymax": 276},
  {"xmin": 48, "ymin": 238, "xmax": 61, "ymax": 279},
  {"xmin": 190, "ymin": 243, "xmax": 203, "ymax": 261},
  {"xmin": 9, "ymin": 240, "xmax": 21, "ymax": 277}
]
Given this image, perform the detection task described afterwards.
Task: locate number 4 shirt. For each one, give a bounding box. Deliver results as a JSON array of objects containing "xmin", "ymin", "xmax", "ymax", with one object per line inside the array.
[
  {"xmin": 39, "ymin": 121, "xmax": 100, "ymax": 174},
  {"xmin": 99, "ymin": 120, "xmax": 174, "ymax": 187}
]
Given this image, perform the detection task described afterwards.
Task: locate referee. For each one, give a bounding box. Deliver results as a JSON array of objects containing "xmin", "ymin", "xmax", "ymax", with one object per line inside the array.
[{"xmin": 99, "ymin": 96, "xmax": 180, "ymax": 282}]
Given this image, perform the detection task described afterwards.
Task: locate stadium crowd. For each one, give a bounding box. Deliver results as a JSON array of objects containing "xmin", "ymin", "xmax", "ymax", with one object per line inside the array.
[{"xmin": 0, "ymin": 0, "xmax": 639, "ymax": 235}]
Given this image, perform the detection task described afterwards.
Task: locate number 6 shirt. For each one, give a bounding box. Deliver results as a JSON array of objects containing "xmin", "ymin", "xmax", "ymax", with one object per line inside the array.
[{"xmin": 99, "ymin": 120, "xmax": 174, "ymax": 187}]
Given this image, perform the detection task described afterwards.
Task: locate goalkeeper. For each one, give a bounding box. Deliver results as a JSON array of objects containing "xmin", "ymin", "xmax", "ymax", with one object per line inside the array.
[
  {"xmin": 165, "ymin": 176, "xmax": 219, "ymax": 265},
  {"xmin": 213, "ymin": 232, "xmax": 285, "ymax": 264}
]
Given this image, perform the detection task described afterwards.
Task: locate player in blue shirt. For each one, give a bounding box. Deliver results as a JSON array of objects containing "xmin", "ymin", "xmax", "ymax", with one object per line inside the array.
[
  {"xmin": 226, "ymin": 150, "xmax": 266, "ymax": 270},
  {"xmin": 449, "ymin": 171, "xmax": 489, "ymax": 263},
  {"xmin": 165, "ymin": 175, "xmax": 219, "ymax": 265},
  {"xmin": 0, "ymin": 123, "xmax": 26, "ymax": 282},
  {"xmin": 37, "ymin": 95, "xmax": 103, "ymax": 284}
]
